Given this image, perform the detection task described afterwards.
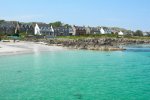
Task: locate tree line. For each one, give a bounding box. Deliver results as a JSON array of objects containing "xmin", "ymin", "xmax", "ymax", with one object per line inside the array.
[{"xmin": 49, "ymin": 21, "xmax": 71, "ymax": 28}]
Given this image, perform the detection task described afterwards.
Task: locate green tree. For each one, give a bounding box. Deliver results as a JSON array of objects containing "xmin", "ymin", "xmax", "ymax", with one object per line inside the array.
[
  {"xmin": 49, "ymin": 21, "xmax": 63, "ymax": 27},
  {"xmin": 64, "ymin": 24, "xmax": 71, "ymax": 28},
  {"xmin": 133, "ymin": 30, "xmax": 143, "ymax": 36},
  {"xmin": 49, "ymin": 21, "xmax": 71, "ymax": 28},
  {"xmin": 0, "ymin": 20, "xmax": 5, "ymax": 24}
]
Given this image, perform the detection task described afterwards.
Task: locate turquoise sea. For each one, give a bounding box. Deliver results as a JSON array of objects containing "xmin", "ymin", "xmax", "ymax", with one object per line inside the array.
[{"xmin": 0, "ymin": 45, "xmax": 150, "ymax": 100}]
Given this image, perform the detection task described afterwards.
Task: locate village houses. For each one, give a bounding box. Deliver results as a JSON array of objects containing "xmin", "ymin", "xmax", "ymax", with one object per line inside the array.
[{"xmin": 0, "ymin": 20, "xmax": 140, "ymax": 37}]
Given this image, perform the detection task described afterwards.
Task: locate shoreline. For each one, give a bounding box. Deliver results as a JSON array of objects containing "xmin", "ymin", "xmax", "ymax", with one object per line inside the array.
[
  {"xmin": 0, "ymin": 41, "xmax": 66, "ymax": 56},
  {"xmin": 1, "ymin": 37, "xmax": 150, "ymax": 56}
]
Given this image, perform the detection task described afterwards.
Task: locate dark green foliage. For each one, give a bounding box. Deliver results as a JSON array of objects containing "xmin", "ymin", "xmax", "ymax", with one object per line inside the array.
[
  {"xmin": 49, "ymin": 21, "xmax": 71, "ymax": 28},
  {"xmin": 133, "ymin": 30, "xmax": 143, "ymax": 36},
  {"xmin": 0, "ymin": 20, "xmax": 5, "ymax": 24},
  {"xmin": 19, "ymin": 32, "xmax": 27, "ymax": 40},
  {"xmin": 64, "ymin": 24, "xmax": 71, "ymax": 28},
  {"xmin": 49, "ymin": 21, "xmax": 63, "ymax": 27}
]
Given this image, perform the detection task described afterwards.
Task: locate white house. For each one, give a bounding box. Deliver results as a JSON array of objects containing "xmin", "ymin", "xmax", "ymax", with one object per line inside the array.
[
  {"xmin": 34, "ymin": 24, "xmax": 55, "ymax": 37},
  {"xmin": 100, "ymin": 27, "xmax": 105, "ymax": 34},
  {"xmin": 118, "ymin": 31, "xmax": 124, "ymax": 35},
  {"xmin": 34, "ymin": 24, "xmax": 41, "ymax": 35},
  {"xmin": 51, "ymin": 25, "xmax": 54, "ymax": 33}
]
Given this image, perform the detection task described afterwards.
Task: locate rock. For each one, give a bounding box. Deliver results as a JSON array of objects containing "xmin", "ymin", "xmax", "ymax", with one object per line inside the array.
[{"xmin": 25, "ymin": 37, "xmax": 150, "ymax": 51}]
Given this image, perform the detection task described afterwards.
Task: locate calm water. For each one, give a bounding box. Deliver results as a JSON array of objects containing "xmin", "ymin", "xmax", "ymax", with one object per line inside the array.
[{"xmin": 0, "ymin": 46, "xmax": 150, "ymax": 100}]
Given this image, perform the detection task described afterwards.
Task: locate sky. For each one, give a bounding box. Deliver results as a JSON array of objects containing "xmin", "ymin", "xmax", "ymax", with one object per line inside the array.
[{"xmin": 0, "ymin": 0, "xmax": 150, "ymax": 31}]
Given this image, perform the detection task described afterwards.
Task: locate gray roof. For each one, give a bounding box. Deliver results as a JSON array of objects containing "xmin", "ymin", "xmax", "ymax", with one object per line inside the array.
[{"xmin": 73, "ymin": 26, "xmax": 86, "ymax": 30}]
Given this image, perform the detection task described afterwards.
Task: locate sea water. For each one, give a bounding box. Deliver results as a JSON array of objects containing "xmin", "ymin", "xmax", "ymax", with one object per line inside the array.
[{"xmin": 0, "ymin": 45, "xmax": 150, "ymax": 100}]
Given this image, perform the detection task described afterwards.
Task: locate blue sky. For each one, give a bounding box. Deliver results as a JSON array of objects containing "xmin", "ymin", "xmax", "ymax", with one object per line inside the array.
[{"xmin": 0, "ymin": 0, "xmax": 150, "ymax": 31}]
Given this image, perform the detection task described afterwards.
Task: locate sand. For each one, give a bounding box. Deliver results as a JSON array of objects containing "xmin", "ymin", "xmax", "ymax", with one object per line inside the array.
[{"xmin": 0, "ymin": 40, "xmax": 65, "ymax": 55}]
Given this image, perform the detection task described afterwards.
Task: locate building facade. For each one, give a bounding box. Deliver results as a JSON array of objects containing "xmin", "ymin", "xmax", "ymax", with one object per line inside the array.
[
  {"xmin": 54, "ymin": 27, "xmax": 70, "ymax": 36},
  {"xmin": 72, "ymin": 25, "xmax": 86, "ymax": 35},
  {"xmin": 34, "ymin": 23, "xmax": 54, "ymax": 37},
  {"xmin": 0, "ymin": 20, "xmax": 135, "ymax": 37},
  {"xmin": 0, "ymin": 21, "xmax": 17, "ymax": 35},
  {"xmin": 86, "ymin": 27, "xmax": 101, "ymax": 34}
]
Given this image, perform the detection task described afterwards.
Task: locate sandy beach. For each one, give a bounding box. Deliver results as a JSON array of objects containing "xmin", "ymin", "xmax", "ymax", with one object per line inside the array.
[{"xmin": 0, "ymin": 40, "xmax": 65, "ymax": 55}]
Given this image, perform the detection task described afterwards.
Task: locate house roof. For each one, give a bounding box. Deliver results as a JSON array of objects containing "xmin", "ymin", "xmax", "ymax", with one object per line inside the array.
[
  {"xmin": 0, "ymin": 21, "xmax": 17, "ymax": 28},
  {"xmin": 73, "ymin": 25, "xmax": 86, "ymax": 30}
]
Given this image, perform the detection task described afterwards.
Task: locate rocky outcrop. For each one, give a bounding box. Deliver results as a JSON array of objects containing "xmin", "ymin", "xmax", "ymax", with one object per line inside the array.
[
  {"xmin": 39, "ymin": 38, "xmax": 124, "ymax": 51},
  {"xmin": 25, "ymin": 37, "xmax": 150, "ymax": 51},
  {"xmin": 55, "ymin": 38, "xmax": 124, "ymax": 51}
]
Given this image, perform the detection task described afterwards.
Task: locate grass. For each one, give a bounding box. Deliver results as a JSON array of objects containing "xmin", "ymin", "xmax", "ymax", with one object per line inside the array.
[
  {"xmin": 57, "ymin": 34, "xmax": 150, "ymax": 40},
  {"xmin": 124, "ymin": 35, "xmax": 150, "ymax": 40},
  {"xmin": 57, "ymin": 34, "xmax": 118, "ymax": 39},
  {"xmin": 1, "ymin": 33, "xmax": 150, "ymax": 40}
]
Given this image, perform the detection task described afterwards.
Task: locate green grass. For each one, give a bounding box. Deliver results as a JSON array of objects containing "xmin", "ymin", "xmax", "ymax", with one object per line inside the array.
[
  {"xmin": 57, "ymin": 34, "xmax": 118, "ymax": 39},
  {"xmin": 124, "ymin": 35, "xmax": 150, "ymax": 40},
  {"xmin": 1, "ymin": 33, "xmax": 150, "ymax": 40},
  {"xmin": 57, "ymin": 34, "xmax": 150, "ymax": 40}
]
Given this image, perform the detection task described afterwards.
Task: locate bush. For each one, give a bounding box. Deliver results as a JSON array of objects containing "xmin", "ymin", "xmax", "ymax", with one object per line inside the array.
[
  {"xmin": 19, "ymin": 32, "xmax": 27, "ymax": 40},
  {"xmin": 133, "ymin": 30, "xmax": 143, "ymax": 36}
]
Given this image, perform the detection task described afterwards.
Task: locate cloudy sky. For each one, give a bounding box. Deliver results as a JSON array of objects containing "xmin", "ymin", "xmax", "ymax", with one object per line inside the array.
[{"xmin": 0, "ymin": 0, "xmax": 150, "ymax": 31}]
